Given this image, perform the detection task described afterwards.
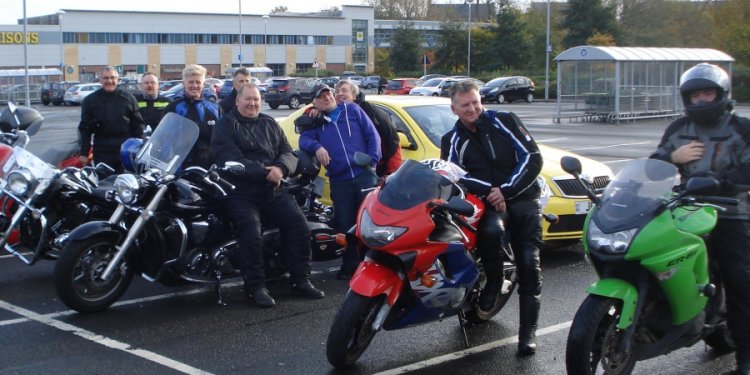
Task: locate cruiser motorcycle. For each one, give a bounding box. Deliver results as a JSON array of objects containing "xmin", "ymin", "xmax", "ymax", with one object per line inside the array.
[
  {"xmin": 0, "ymin": 102, "xmax": 114, "ymax": 265},
  {"xmin": 326, "ymin": 158, "xmax": 518, "ymax": 368},
  {"xmin": 562, "ymin": 157, "xmax": 737, "ymax": 374},
  {"xmin": 54, "ymin": 113, "xmax": 338, "ymax": 313}
]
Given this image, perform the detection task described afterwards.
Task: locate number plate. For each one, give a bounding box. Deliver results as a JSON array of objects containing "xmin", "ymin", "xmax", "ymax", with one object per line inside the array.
[{"xmin": 575, "ymin": 200, "xmax": 592, "ymax": 215}]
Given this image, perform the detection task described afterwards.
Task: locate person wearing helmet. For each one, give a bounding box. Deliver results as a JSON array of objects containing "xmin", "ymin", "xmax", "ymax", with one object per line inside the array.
[{"xmin": 651, "ymin": 63, "xmax": 750, "ymax": 375}]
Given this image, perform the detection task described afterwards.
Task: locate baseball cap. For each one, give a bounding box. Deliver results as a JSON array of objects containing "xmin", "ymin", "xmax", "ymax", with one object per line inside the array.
[{"xmin": 314, "ymin": 85, "xmax": 332, "ymax": 99}]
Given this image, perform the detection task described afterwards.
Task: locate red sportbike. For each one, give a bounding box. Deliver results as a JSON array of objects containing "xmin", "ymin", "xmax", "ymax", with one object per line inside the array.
[{"xmin": 326, "ymin": 158, "xmax": 518, "ymax": 368}]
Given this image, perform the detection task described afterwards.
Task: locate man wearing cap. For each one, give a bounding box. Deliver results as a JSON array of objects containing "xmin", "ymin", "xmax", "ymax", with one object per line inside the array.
[{"xmin": 298, "ymin": 84, "xmax": 381, "ymax": 280}]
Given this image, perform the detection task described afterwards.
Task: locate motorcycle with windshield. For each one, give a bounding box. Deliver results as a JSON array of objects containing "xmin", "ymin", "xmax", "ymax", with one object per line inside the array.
[
  {"xmin": 325, "ymin": 158, "xmax": 519, "ymax": 368},
  {"xmin": 562, "ymin": 157, "xmax": 738, "ymax": 374},
  {"xmin": 0, "ymin": 102, "xmax": 114, "ymax": 265}
]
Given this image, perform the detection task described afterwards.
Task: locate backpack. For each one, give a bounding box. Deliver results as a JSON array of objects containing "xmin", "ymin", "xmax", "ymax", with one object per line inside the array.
[{"xmin": 358, "ymin": 101, "xmax": 399, "ymax": 162}]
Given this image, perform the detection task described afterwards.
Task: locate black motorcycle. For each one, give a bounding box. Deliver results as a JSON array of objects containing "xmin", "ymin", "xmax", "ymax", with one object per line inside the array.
[
  {"xmin": 0, "ymin": 102, "xmax": 114, "ymax": 265},
  {"xmin": 54, "ymin": 113, "xmax": 339, "ymax": 312}
]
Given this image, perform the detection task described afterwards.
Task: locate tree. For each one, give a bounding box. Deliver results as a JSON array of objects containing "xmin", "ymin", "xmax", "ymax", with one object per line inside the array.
[
  {"xmin": 711, "ymin": 0, "xmax": 750, "ymax": 63},
  {"xmin": 367, "ymin": 0, "xmax": 429, "ymax": 20},
  {"xmin": 389, "ymin": 22, "xmax": 422, "ymax": 72},
  {"xmin": 560, "ymin": 0, "xmax": 620, "ymax": 48},
  {"xmin": 269, "ymin": 6, "xmax": 288, "ymax": 15},
  {"xmin": 486, "ymin": 0, "xmax": 527, "ymax": 70},
  {"xmin": 433, "ymin": 21, "xmax": 467, "ymax": 74}
]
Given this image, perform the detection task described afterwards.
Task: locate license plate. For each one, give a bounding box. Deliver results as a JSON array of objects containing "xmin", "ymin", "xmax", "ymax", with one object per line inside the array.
[{"xmin": 575, "ymin": 201, "xmax": 592, "ymax": 215}]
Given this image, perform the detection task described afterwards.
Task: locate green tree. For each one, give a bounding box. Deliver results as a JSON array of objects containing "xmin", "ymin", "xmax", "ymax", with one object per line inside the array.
[
  {"xmin": 367, "ymin": 0, "xmax": 429, "ymax": 20},
  {"xmin": 389, "ymin": 22, "xmax": 422, "ymax": 72},
  {"xmin": 560, "ymin": 0, "xmax": 620, "ymax": 48},
  {"xmin": 434, "ymin": 21, "xmax": 467, "ymax": 74},
  {"xmin": 487, "ymin": 0, "xmax": 527, "ymax": 70},
  {"xmin": 711, "ymin": 0, "xmax": 750, "ymax": 64}
]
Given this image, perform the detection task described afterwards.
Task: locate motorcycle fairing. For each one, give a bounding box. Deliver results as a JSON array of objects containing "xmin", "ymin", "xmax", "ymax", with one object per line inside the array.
[{"xmin": 586, "ymin": 278, "xmax": 638, "ymax": 329}]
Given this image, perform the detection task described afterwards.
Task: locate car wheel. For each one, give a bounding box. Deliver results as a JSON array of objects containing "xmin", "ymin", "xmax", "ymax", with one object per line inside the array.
[
  {"xmin": 42, "ymin": 100, "xmax": 50, "ymax": 106},
  {"xmin": 53, "ymin": 102, "xmax": 61, "ymax": 106},
  {"xmin": 432, "ymin": 93, "xmax": 439, "ymax": 97},
  {"xmin": 526, "ymin": 93, "xmax": 534, "ymax": 103},
  {"xmin": 269, "ymin": 103, "xmax": 279, "ymax": 110},
  {"xmin": 288, "ymin": 96, "xmax": 301, "ymax": 109},
  {"xmin": 497, "ymin": 95, "xmax": 506, "ymax": 104}
]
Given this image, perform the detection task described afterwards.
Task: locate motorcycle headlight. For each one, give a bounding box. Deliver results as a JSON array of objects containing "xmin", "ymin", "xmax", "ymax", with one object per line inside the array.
[
  {"xmin": 6, "ymin": 169, "xmax": 34, "ymax": 196},
  {"xmin": 114, "ymin": 174, "xmax": 140, "ymax": 204},
  {"xmin": 586, "ymin": 219, "xmax": 637, "ymax": 254},
  {"xmin": 359, "ymin": 210, "xmax": 407, "ymax": 248}
]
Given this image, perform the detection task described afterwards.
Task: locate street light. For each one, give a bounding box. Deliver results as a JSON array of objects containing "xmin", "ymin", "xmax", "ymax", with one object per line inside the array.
[
  {"xmin": 263, "ymin": 15, "xmax": 270, "ymax": 67},
  {"xmin": 466, "ymin": 0, "xmax": 473, "ymax": 77},
  {"xmin": 545, "ymin": 0, "xmax": 551, "ymax": 102},
  {"xmin": 57, "ymin": 10, "xmax": 65, "ymax": 80},
  {"xmin": 238, "ymin": 0, "xmax": 243, "ymax": 67}
]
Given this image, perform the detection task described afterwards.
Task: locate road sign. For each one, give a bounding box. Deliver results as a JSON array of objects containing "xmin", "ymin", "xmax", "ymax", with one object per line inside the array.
[{"xmin": 312, "ymin": 58, "xmax": 320, "ymax": 69}]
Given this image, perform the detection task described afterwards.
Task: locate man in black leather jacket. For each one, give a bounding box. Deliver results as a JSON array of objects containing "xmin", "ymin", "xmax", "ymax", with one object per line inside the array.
[
  {"xmin": 211, "ymin": 83, "xmax": 324, "ymax": 308},
  {"xmin": 440, "ymin": 80, "xmax": 543, "ymax": 355},
  {"xmin": 134, "ymin": 72, "xmax": 172, "ymax": 129},
  {"xmin": 78, "ymin": 66, "xmax": 144, "ymax": 172}
]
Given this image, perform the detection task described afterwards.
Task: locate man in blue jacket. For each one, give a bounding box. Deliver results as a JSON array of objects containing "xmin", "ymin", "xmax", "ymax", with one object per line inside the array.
[{"xmin": 299, "ymin": 85, "xmax": 381, "ymax": 280}]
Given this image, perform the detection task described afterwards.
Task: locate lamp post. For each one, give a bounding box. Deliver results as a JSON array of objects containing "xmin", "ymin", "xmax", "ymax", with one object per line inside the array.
[
  {"xmin": 545, "ymin": 0, "xmax": 551, "ymax": 102},
  {"xmin": 57, "ymin": 10, "xmax": 65, "ymax": 81},
  {"xmin": 467, "ymin": 0, "xmax": 473, "ymax": 77},
  {"xmin": 263, "ymin": 15, "xmax": 270, "ymax": 68},
  {"xmin": 238, "ymin": 0, "xmax": 243, "ymax": 67}
]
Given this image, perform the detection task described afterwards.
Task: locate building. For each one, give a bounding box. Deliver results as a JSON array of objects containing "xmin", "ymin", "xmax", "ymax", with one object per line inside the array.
[{"xmin": 0, "ymin": 6, "xmax": 377, "ymax": 83}]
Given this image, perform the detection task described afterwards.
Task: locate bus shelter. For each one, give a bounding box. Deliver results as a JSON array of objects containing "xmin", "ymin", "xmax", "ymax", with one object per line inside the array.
[{"xmin": 553, "ymin": 46, "xmax": 734, "ymax": 124}]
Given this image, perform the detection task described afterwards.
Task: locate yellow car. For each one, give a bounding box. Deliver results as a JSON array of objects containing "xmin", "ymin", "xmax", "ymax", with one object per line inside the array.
[{"xmin": 279, "ymin": 96, "xmax": 613, "ymax": 243}]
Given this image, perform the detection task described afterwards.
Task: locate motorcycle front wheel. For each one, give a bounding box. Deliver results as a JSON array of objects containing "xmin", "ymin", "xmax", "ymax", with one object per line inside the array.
[
  {"xmin": 54, "ymin": 236, "xmax": 134, "ymax": 313},
  {"xmin": 465, "ymin": 258, "xmax": 517, "ymax": 324},
  {"xmin": 566, "ymin": 295, "xmax": 637, "ymax": 375},
  {"xmin": 326, "ymin": 291, "xmax": 385, "ymax": 369}
]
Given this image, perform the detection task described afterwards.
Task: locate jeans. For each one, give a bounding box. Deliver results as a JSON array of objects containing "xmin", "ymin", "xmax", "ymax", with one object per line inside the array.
[{"xmin": 330, "ymin": 170, "xmax": 377, "ymax": 271}]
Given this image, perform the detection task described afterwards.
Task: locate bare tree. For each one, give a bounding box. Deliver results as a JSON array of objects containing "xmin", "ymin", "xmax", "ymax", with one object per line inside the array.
[
  {"xmin": 270, "ymin": 6, "xmax": 288, "ymax": 15},
  {"xmin": 368, "ymin": 0, "xmax": 429, "ymax": 20}
]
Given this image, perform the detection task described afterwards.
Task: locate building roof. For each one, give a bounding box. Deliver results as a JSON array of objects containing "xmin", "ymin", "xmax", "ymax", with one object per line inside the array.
[{"xmin": 555, "ymin": 46, "xmax": 734, "ymax": 62}]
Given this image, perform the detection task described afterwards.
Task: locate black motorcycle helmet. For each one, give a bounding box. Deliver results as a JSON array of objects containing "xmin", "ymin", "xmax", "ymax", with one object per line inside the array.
[
  {"xmin": 0, "ymin": 103, "xmax": 43, "ymax": 135},
  {"xmin": 679, "ymin": 63, "xmax": 732, "ymax": 126}
]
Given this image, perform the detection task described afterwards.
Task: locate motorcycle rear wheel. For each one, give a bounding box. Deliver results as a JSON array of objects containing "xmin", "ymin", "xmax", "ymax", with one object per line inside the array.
[
  {"xmin": 54, "ymin": 236, "xmax": 134, "ymax": 313},
  {"xmin": 566, "ymin": 295, "xmax": 637, "ymax": 375},
  {"xmin": 326, "ymin": 291, "xmax": 385, "ymax": 368},
  {"xmin": 465, "ymin": 259, "xmax": 517, "ymax": 324}
]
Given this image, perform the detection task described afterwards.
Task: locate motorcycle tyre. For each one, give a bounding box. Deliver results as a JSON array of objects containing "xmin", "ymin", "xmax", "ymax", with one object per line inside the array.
[
  {"xmin": 54, "ymin": 235, "xmax": 134, "ymax": 313},
  {"xmin": 703, "ymin": 325, "xmax": 735, "ymax": 353},
  {"xmin": 566, "ymin": 295, "xmax": 637, "ymax": 375},
  {"xmin": 465, "ymin": 260, "xmax": 517, "ymax": 324},
  {"xmin": 326, "ymin": 291, "xmax": 385, "ymax": 369}
]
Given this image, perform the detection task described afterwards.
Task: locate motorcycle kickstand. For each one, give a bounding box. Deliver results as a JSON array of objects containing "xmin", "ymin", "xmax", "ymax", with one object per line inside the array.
[
  {"xmin": 457, "ymin": 310, "xmax": 470, "ymax": 347},
  {"xmin": 214, "ymin": 271, "xmax": 228, "ymax": 307}
]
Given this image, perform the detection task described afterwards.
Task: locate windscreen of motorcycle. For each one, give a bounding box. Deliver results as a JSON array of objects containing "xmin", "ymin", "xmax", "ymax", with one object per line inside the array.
[
  {"xmin": 593, "ymin": 158, "xmax": 678, "ymax": 232},
  {"xmin": 379, "ymin": 159, "xmax": 456, "ymax": 210},
  {"xmin": 137, "ymin": 113, "xmax": 199, "ymax": 174},
  {"xmin": 0, "ymin": 146, "xmax": 55, "ymax": 191}
]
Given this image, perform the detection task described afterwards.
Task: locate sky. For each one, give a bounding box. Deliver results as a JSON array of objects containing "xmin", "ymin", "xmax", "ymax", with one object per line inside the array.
[{"xmin": 1, "ymin": 0, "xmax": 368, "ymax": 25}]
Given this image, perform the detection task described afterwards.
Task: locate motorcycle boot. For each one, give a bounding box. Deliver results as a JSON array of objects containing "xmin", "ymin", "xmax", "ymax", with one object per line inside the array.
[
  {"xmin": 291, "ymin": 278, "xmax": 325, "ymax": 299},
  {"xmin": 517, "ymin": 294, "xmax": 540, "ymax": 355},
  {"xmin": 244, "ymin": 279, "xmax": 276, "ymax": 308},
  {"xmin": 478, "ymin": 259, "xmax": 503, "ymax": 312}
]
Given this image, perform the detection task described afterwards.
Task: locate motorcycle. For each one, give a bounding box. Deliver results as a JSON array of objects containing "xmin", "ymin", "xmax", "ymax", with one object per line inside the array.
[
  {"xmin": 325, "ymin": 158, "xmax": 518, "ymax": 369},
  {"xmin": 54, "ymin": 113, "xmax": 339, "ymax": 313},
  {"xmin": 562, "ymin": 156, "xmax": 738, "ymax": 374},
  {"xmin": 0, "ymin": 102, "xmax": 114, "ymax": 265}
]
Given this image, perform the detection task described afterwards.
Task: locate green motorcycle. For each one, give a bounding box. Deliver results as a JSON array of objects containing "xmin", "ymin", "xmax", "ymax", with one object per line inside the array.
[{"xmin": 562, "ymin": 157, "xmax": 737, "ymax": 374}]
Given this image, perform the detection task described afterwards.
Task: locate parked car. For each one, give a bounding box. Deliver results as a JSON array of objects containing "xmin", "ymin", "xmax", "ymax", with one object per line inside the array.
[
  {"xmin": 408, "ymin": 77, "xmax": 448, "ymax": 96},
  {"xmin": 278, "ymin": 96, "xmax": 613, "ymax": 243},
  {"xmin": 341, "ymin": 75, "xmax": 364, "ymax": 87},
  {"xmin": 63, "ymin": 83, "xmax": 102, "ymax": 105},
  {"xmin": 360, "ymin": 76, "xmax": 381, "ymax": 89},
  {"xmin": 384, "ymin": 78, "xmax": 419, "ymax": 95},
  {"xmin": 161, "ymin": 83, "xmax": 218, "ymax": 102},
  {"xmin": 438, "ymin": 77, "xmax": 485, "ymax": 97},
  {"xmin": 117, "ymin": 81, "xmax": 140, "ymax": 96},
  {"xmin": 205, "ymin": 78, "xmax": 223, "ymax": 95},
  {"xmin": 159, "ymin": 80, "xmax": 181, "ymax": 92},
  {"xmin": 480, "ymin": 76, "xmax": 535, "ymax": 103},
  {"xmin": 219, "ymin": 77, "xmax": 264, "ymax": 98},
  {"xmin": 417, "ymin": 73, "xmax": 447, "ymax": 84},
  {"xmin": 264, "ymin": 77, "xmax": 322, "ymax": 109},
  {"xmin": 42, "ymin": 81, "xmax": 80, "ymax": 106},
  {"xmin": 318, "ymin": 76, "xmax": 340, "ymax": 87}
]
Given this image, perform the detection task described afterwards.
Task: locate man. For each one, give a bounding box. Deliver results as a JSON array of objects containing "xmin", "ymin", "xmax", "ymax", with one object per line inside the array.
[
  {"xmin": 211, "ymin": 83, "xmax": 324, "ymax": 308},
  {"xmin": 440, "ymin": 80, "xmax": 543, "ymax": 355},
  {"xmin": 219, "ymin": 67, "xmax": 251, "ymax": 114},
  {"xmin": 78, "ymin": 66, "xmax": 144, "ymax": 172},
  {"xmin": 164, "ymin": 64, "xmax": 220, "ymax": 169},
  {"xmin": 335, "ymin": 80, "xmax": 402, "ymax": 177},
  {"xmin": 650, "ymin": 63, "xmax": 750, "ymax": 375},
  {"xmin": 298, "ymin": 85, "xmax": 381, "ymax": 280},
  {"xmin": 134, "ymin": 72, "xmax": 172, "ymax": 129}
]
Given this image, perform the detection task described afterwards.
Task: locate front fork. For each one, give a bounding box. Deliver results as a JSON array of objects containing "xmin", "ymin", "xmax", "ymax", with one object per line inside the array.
[
  {"xmin": 100, "ymin": 185, "xmax": 169, "ymax": 280},
  {"xmin": 1, "ymin": 193, "xmax": 47, "ymax": 265}
]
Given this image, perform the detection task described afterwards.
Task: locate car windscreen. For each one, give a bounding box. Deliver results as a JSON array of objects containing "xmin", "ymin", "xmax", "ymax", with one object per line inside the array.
[
  {"xmin": 387, "ymin": 81, "xmax": 403, "ymax": 89},
  {"xmin": 421, "ymin": 78, "xmax": 442, "ymax": 87},
  {"xmin": 404, "ymin": 104, "xmax": 457, "ymax": 147},
  {"xmin": 269, "ymin": 80, "xmax": 289, "ymax": 87},
  {"xmin": 486, "ymin": 78, "xmax": 510, "ymax": 87}
]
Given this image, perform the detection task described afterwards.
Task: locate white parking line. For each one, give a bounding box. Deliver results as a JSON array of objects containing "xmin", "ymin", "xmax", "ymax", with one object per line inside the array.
[
  {"xmin": 0, "ymin": 299, "xmax": 214, "ymax": 375},
  {"xmin": 567, "ymin": 141, "xmax": 652, "ymax": 151},
  {"xmin": 372, "ymin": 321, "xmax": 572, "ymax": 375}
]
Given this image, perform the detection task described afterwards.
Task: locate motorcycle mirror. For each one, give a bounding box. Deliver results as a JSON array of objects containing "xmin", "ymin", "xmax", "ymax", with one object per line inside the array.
[
  {"xmin": 561, "ymin": 156, "xmax": 582, "ymax": 176},
  {"xmin": 684, "ymin": 177, "xmax": 719, "ymax": 196},
  {"xmin": 353, "ymin": 151, "xmax": 372, "ymax": 168},
  {"xmin": 223, "ymin": 161, "xmax": 245, "ymax": 175}
]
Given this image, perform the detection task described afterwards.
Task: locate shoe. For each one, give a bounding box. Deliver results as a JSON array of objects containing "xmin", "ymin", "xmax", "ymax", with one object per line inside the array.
[
  {"xmin": 291, "ymin": 279, "xmax": 325, "ymax": 299},
  {"xmin": 478, "ymin": 278, "xmax": 502, "ymax": 312},
  {"xmin": 248, "ymin": 287, "xmax": 276, "ymax": 308},
  {"xmin": 517, "ymin": 295, "xmax": 540, "ymax": 356}
]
